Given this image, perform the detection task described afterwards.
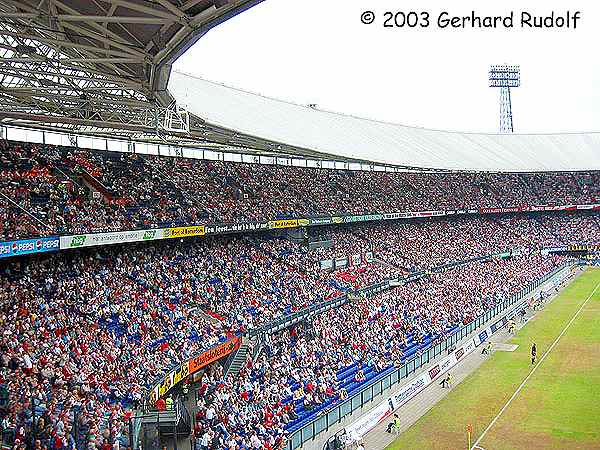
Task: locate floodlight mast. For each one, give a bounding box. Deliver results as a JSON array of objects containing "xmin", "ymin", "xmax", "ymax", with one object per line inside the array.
[{"xmin": 489, "ymin": 65, "xmax": 520, "ymax": 133}]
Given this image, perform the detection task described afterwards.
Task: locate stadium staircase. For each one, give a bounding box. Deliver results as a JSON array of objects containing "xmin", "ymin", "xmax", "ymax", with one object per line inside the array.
[
  {"xmin": 52, "ymin": 163, "xmax": 81, "ymax": 188},
  {"xmin": 137, "ymin": 397, "xmax": 191, "ymax": 450},
  {"xmin": 223, "ymin": 337, "xmax": 250, "ymax": 377}
]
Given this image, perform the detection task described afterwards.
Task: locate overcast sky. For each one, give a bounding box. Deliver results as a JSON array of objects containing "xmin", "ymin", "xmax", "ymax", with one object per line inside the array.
[{"xmin": 173, "ymin": 0, "xmax": 599, "ymax": 134}]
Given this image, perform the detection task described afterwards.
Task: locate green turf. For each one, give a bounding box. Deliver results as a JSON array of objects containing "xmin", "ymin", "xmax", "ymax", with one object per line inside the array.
[{"xmin": 387, "ymin": 268, "xmax": 600, "ymax": 450}]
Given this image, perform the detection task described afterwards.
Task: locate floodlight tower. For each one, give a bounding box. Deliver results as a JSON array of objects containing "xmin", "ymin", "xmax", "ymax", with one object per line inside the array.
[{"xmin": 489, "ymin": 65, "xmax": 520, "ymax": 133}]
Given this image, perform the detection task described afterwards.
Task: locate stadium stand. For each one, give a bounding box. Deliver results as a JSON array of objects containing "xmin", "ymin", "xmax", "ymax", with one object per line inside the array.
[
  {"xmin": 1, "ymin": 3, "xmax": 599, "ymax": 450},
  {"xmin": 1, "ymin": 139, "xmax": 600, "ymax": 240},
  {"xmin": 0, "ymin": 211, "xmax": 598, "ymax": 450}
]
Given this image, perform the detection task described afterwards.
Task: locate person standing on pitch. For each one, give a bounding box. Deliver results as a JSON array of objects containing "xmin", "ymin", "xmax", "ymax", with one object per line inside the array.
[
  {"xmin": 531, "ymin": 342, "xmax": 537, "ymax": 365},
  {"xmin": 482, "ymin": 341, "xmax": 492, "ymax": 355}
]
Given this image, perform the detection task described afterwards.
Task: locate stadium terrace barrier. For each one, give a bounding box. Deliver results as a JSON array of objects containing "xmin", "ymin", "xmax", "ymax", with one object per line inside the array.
[
  {"xmin": 342, "ymin": 338, "xmax": 479, "ymax": 442},
  {"xmin": 251, "ymin": 253, "xmax": 510, "ymax": 338},
  {"xmin": 2, "ymin": 205, "xmax": 600, "ymax": 259},
  {"xmin": 144, "ymin": 337, "xmax": 241, "ymax": 407},
  {"xmin": 286, "ymin": 261, "xmax": 574, "ymax": 450},
  {"xmin": 249, "ymin": 281, "xmax": 391, "ymax": 337}
]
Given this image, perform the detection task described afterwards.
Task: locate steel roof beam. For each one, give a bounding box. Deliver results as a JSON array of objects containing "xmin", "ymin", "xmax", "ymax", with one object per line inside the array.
[
  {"xmin": 0, "ymin": 29, "xmax": 145, "ymax": 59},
  {"xmin": 53, "ymin": 0, "xmax": 146, "ymax": 49},
  {"xmin": 97, "ymin": 0, "xmax": 182, "ymax": 21},
  {"xmin": 0, "ymin": 13, "xmax": 178, "ymax": 24}
]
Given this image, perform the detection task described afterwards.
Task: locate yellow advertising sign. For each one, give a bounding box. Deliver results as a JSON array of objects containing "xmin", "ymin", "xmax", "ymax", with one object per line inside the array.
[
  {"xmin": 173, "ymin": 362, "xmax": 190, "ymax": 385},
  {"xmin": 269, "ymin": 219, "xmax": 299, "ymax": 229},
  {"xmin": 157, "ymin": 371, "xmax": 175, "ymax": 398},
  {"xmin": 147, "ymin": 337, "xmax": 241, "ymax": 404},
  {"xmin": 164, "ymin": 225, "xmax": 206, "ymax": 239}
]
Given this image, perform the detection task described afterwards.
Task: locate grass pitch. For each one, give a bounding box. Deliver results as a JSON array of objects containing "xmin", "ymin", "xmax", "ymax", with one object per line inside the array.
[{"xmin": 387, "ymin": 268, "xmax": 600, "ymax": 450}]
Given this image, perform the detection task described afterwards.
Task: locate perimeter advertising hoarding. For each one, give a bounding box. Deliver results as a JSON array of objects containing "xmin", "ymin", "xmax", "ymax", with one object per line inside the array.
[
  {"xmin": 28, "ymin": 202, "xmax": 600, "ymax": 253},
  {"xmin": 568, "ymin": 244, "xmax": 600, "ymax": 252},
  {"xmin": 0, "ymin": 236, "xmax": 59, "ymax": 258},
  {"xmin": 344, "ymin": 338, "xmax": 477, "ymax": 442},
  {"xmin": 309, "ymin": 217, "xmax": 333, "ymax": 226},
  {"xmin": 576, "ymin": 204, "xmax": 600, "ymax": 210},
  {"xmin": 188, "ymin": 337, "xmax": 241, "ymax": 373},
  {"xmin": 344, "ymin": 214, "xmax": 384, "ymax": 223},
  {"xmin": 148, "ymin": 337, "xmax": 241, "ymax": 404},
  {"xmin": 390, "ymin": 338, "xmax": 476, "ymax": 410},
  {"xmin": 163, "ymin": 225, "xmax": 206, "ymax": 239},
  {"xmin": 480, "ymin": 204, "xmax": 600, "ymax": 214},
  {"xmin": 384, "ymin": 212, "xmax": 413, "ymax": 220},
  {"xmin": 480, "ymin": 206, "xmax": 523, "ymax": 214},
  {"xmin": 204, "ymin": 221, "xmax": 270, "ymax": 235},
  {"xmin": 269, "ymin": 219, "xmax": 299, "ymax": 229},
  {"xmin": 60, "ymin": 228, "xmax": 162, "ymax": 249},
  {"xmin": 383, "ymin": 211, "xmax": 445, "ymax": 220}
]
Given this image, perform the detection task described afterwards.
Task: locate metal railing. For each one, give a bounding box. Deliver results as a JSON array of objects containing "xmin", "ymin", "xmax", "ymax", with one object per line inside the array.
[
  {"xmin": 252, "ymin": 253, "xmax": 501, "ymax": 337},
  {"xmin": 286, "ymin": 261, "xmax": 573, "ymax": 450}
]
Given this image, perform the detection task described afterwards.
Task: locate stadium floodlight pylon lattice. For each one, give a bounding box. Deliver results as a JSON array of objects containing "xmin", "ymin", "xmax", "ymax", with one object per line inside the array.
[{"xmin": 489, "ymin": 65, "xmax": 520, "ymax": 133}]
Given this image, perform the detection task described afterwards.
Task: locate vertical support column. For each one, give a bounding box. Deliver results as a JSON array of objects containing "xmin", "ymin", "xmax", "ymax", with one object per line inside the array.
[{"xmin": 499, "ymin": 86, "xmax": 514, "ymax": 133}]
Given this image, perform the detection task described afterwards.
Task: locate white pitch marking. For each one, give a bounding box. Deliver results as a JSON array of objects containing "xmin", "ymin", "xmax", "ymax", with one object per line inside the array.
[{"xmin": 471, "ymin": 278, "xmax": 600, "ymax": 450}]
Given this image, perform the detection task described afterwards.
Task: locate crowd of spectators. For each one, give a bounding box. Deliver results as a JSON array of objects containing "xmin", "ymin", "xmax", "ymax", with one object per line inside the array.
[
  {"xmin": 312, "ymin": 212, "xmax": 600, "ymax": 272},
  {"xmin": 0, "ymin": 231, "xmax": 368, "ymax": 450},
  {"xmin": 2, "ymin": 139, "xmax": 600, "ymax": 240},
  {"xmin": 190, "ymin": 253, "xmax": 565, "ymax": 448},
  {"xmin": 0, "ymin": 211, "xmax": 598, "ymax": 449}
]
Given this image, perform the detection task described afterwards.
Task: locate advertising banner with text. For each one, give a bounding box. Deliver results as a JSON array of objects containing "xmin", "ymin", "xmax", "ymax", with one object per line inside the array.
[
  {"xmin": 269, "ymin": 219, "xmax": 299, "ymax": 229},
  {"xmin": 149, "ymin": 337, "xmax": 241, "ymax": 404},
  {"xmin": 0, "ymin": 236, "xmax": 59, "ymax": 259},
  {"xmin": 164, "ymin": 225, "xmax": 206, "ymax": 239},
  {"xmin": 5, "ymin": 202, "xmax": 595, "ymax": 256},
  {"xmin": 205, "ymin": 221, "xmax": 269, "ymax": 235},
  {"xmin": 60, "ymin": 228, "xmax": 162, "ymax": 249},
  {"xmin": 344, "ymin": 338, "xmax": 476, "ymax": 442}
]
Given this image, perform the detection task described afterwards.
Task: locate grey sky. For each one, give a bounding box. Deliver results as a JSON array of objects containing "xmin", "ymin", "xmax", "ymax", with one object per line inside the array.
[{"xmin": 173, "ymin": 0, "xmax": 599, "ymax": 134}]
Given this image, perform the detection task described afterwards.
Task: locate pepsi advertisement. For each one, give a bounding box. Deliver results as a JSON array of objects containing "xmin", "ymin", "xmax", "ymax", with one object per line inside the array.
[{"xmin": 0, "ymin": 237, "xmax": 60, "ymax": 259}]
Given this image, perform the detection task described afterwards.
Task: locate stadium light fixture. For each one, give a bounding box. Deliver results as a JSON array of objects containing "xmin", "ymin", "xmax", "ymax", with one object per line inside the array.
[{"xmin": 489, "ymin": 65, "xmax": 520, "ymax": 133}]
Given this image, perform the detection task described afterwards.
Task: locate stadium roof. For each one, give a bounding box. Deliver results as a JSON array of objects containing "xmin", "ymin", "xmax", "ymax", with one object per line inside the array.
[
  {"xmin": 1, "ymin": 2, "xmax": 599, "ymax": 172},
  {"xmin": 0, "ymin": 0, "xmax": 266, "ymax": 142},
  {"xmin": 170, "ymin": 71, "xmax": 600, "ymax": 172}
]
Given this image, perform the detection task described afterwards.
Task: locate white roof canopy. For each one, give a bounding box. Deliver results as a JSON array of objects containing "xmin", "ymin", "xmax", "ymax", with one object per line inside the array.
[{"xmin": 169, "ymin": 71, "xmax": 600, "ymax": 172}]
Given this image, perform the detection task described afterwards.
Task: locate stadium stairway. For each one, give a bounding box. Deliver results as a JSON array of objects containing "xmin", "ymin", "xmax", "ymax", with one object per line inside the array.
[{"xmin": 223, "ymin": 338, "xmax": 250, "ymax": 377}]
